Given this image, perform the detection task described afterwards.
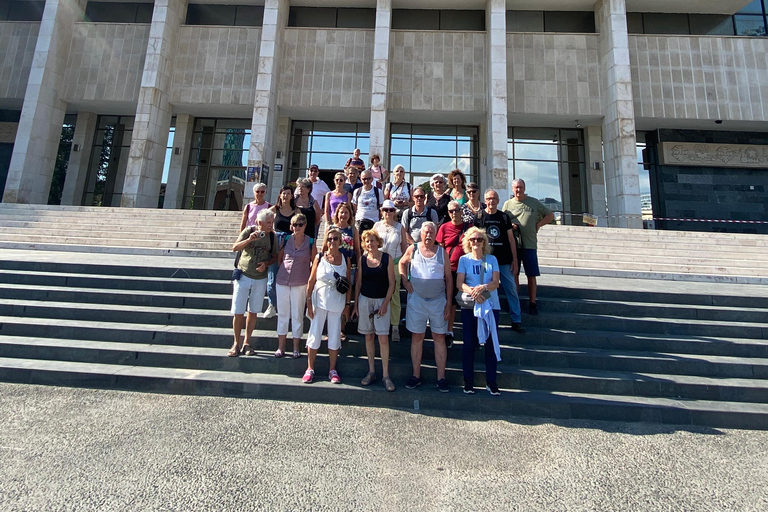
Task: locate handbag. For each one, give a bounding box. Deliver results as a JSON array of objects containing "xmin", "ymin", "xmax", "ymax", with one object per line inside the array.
[
  {"xmin": 321, "ymin": 254, "xmax": 351, "ymax": 294},
  {"xmin": 455, "ymin": 256, "xmax": 490, "ymax": 308}
]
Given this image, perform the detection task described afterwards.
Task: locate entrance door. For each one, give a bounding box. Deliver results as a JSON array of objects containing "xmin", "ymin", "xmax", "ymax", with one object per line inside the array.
[{"xmin": 83, "ymin": 116, "xmax": 134, "ymax": 206}]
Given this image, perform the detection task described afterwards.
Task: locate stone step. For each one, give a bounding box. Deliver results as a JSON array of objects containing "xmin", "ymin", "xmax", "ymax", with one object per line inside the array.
[
  {"xmin": 542, "ymin": 266, "xmax": 768, "ymax": 285},
  {"xmin": 0, "ymin": 241, "xmax": 232, "ymax": 258},
  {"xmin": 0, "ymin": 258, "xmax": 232, "ymax": 280},
  {"xmin": 2, "ymin": 356, "xmax": 767, "ymax": 429},
  {"xmin": 540, "ymin": 245, "xmax": 768, "ymax": 262},
  {"xmin": 0, "ymin": 233, "xmax": 231, "ymax": 250},
  {"xmin": 538, "ymin": 257, "xmax": 768, "ymax": 277},
  {"xmin": 538, "ymin": 225, "xmax": 768, "ymax": 245},
  {"xmin": 0, "ymin": 203, "xmax": 242, "ymax": 218},
  {"xmin": 539, "ymin": 240, "xmax": 768, "ymax": 255},
  {"xmin": 0, "ymin": 225, "xmax": 236, "ymax": 242},
  {"xmin": 0, "ymin": 216, "xmax": 241, "ymax": 233}
]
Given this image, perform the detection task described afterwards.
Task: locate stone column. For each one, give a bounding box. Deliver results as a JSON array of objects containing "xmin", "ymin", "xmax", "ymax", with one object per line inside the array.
[
  {"xmin": 3, "ymin": 0, "xmax": 85, "ymax": 204},
  {"xmin": 486, "ymin": 0, "xmax": 509, "ymax": 194},
  {"xmin": 584, "ymin": 125, "xmax": 608, "ymax": 226},
  {"xmin": 121, "ymin": 0, "xmax": 186, "ymax": 208},
  {"xmin": 595, "ymin": 0, "xmax": 642, "ymax": 228},
  {"xmin": 163, "ymin": 114, "xmax": 193, "ymax": 209},
  {"xmin": 369, "ymin": 0, "xmax": 391, "ymax": 166},
  {"xmin": 60, "ymin": 111, "xmax": 97, "ymax": 206},
  {"xmin": 248, "ymin": 0, "xmax": 288, "ymax": 193}
]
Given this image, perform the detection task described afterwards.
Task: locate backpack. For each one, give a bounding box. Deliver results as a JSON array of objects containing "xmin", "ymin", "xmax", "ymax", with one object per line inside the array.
[
  {"xmin": 405, "ymin": 206, "xmax": 436, "ymax": 233},
  {"xmin": 386, "ymin": 181, "xmax": 411, "ymax": 200},
  {"xmin": 353, "ymin": 186, "xmax": 382, "ymax": 211}
]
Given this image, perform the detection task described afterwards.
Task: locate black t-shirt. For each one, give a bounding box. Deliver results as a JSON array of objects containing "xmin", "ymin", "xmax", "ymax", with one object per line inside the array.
[
  {"xmin": 477, "ymin": 210, "xmax": 514, "ymax": 265},
  {"xmin": 426, "ymin": 194, "xmax": 451, "ymax": 226}
]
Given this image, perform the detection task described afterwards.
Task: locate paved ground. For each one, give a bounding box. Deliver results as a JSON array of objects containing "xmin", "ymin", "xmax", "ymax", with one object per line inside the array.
[{"xmin": 1, "ymin": 383, "xmax": 767, "ymax": 511}]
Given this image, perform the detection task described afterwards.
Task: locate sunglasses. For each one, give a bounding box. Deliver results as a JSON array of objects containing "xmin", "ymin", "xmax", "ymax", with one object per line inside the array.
[
  {"xmin": 449, "ymin": 209, "xmax": 461, "ymax": 213},
  {"xmin": 255, "ymin": 190, "xmax": 265, "ymax": 194},
  {"xmin": 470, "ymin": 238, "xmax": 484, "ymax": 242},
  {"xmin": 310, "ymin": 168, "xmax": 319, "ymax": 172},
  {"xmin": 334, "ymin": 178, "xmax": 344, "ymax": 182},
  {"xmin": 467, "ymin": 190, "xmax": 478, "ymax": 194},
  {"xmin": 414, "ymin": 195, "xmax": 426, "ymax": 199},
  {"xmin": 382, "ymin": 208, "xmax": 395, "ymax": 213},
  {"xmin": 292, "ymin": 223, "xmax": 306, "ymax": 228},
  {"xmin": 362, "ymin": 177, "xmax": 372, "ymax": 182},
  {"xmin": 326, "ymin": 236, "xmax": 340, "ymax": 242}
]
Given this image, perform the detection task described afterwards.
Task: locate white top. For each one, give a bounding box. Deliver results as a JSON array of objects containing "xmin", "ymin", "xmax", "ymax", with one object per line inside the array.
[
  {"xmin": 410, "ymin": 244, "xmax": 446, "ymax": 300},
  {"xmin": 312, "ymin": 254, "xmax": 347, "ymax": 313},
  {"xmin": 374, "ymin": 220, "xmax": 403, "ymax": 260},
  {"xmin": 353, "ymin": 187, "xmax": 382, "ymax": 222},
  {"xmin": 309, "ymin": 179, "xmax": 330, "ymax": 205}
]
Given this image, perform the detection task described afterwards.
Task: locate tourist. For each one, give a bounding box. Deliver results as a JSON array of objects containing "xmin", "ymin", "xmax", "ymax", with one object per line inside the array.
[
  {"xmin": 345, "ymin": 148, "xmax": 366, "ymax": 173},
  {"xmin": 325, "ymin": 172, "xmax": 352, "ymax": 223},
  {"xmin": 461, "ymin": 182, "xmax": 485, "ymax": 226},
  {"xmin": 436, "ymin": 200, "xmax": 466, "ymax": 348},
  {"xmin": 307, "ymin": 164, "xmax": 330, "ymax": 206},
  {"xmin": 275, "ymin": 213, "xmax": 316, "ymax": 360},
  {"xmin": 344, "ymin": 166, "xmax": 362, "ymax": 194},
  {"xmin": 229, "ymin": 209, "xmax": 278, "ymax": 357},
  {"xmin": 477, "ymin": 189, "xmax": 525, "ymax": 333},
  {"xmin": 384, "ymin": 164, "xmax": 413, "ymax": 219},
  {"xmin": 352, "ymin": 169, "xmax": 384, "ymax": 233},
  {"xmin": 448, "ymin": 169, "xmax": 468, "ymax": 205},
  {"xmin": 399, "ymin": 222, "xmax": 453, "ymax": 393},
  {"xmin": 295, "ymin": 177, "xmax": 322, "ymax": 239},
  {"xmin": 374, "ymin": 200, "xmax": 408, "ymax": 343},
  {"xmin": 456, "ymin": 227, "xmax": 502, "ymax": 396},
  {"xmin": 401, "ymin": 186, "xmax": 439, "ymax": 244},
  {"xmin": 303, "ymin": 227, "xmax": 351, "ymax": 384},
  {"xmin": 326, "ymin": 202, "xmax": 360, "ymax": 341},
  {"xmin": 239, "ymin": 182, "xmax": 271, "ymax": 230},
  {"xmin": 264, "ymin": 186, "xmax": 297, "ymax": 319},
  {"xmin": 368, "ymin": 154, "xmax": 388, "ymax": 188},
  {"xmin": 426, "ymin": 173, "xmax": 450, "ymax": 225},
  {"xmin": 353, "ymin": 229, "xmax": 396, "ymax": 392},
  {"xmin": 502, "ymin": 178, "xmax": 554, "ymax": 315}
]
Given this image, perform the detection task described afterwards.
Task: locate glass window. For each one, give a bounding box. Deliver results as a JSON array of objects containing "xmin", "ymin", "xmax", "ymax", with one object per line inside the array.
[
  {"xmin": 85, "ymin": 2, "xmax": 152, "ymax": 23},
  {"xmin": 626, "ymin": 12, "xmax": 644, "ymax": 34},
  {"xmin": 544, "ymin": 11, "xmax": 595, "ymax": 33},
  {"xmin": 185, "ymin": 4, "xmax": 235, "ymax": 26},
  {"xmin": 738, "ymin": 0, "xmax": 765, "ymax": 14},
  {"xmin": 641, "ymin": 13, "xmax": 690, "ymax": 35},
  {"xmin": 734, "ymin": 14, "xmax": 767, "ymax": 36},
  {"xmin": 287, "ymin": 121, "xmax": 370, "ymax": 186},
  {"xmin": 336, "ymin": 8, "xmax": 375, "ymax": 29},
  {"xmin": 392, "ymin": 9, "xmax": 440, "ymax": 30},
  {"xmin": 234, "ymin": 5, "xmax": 264, "ymax": 27},
  {"xmin": 689, "ymin": 15, "xmax": 735, "ymax": 36},
  {"xmin": 85, "ymin": 116, "xmax": 134, "ymax": 207},
  {"xmin": 6, "ymin": 1, "xmax": 45, "ymax": 21},
  {"xmin": 136, "ymin": 3, "xmax": 153, "ymax": 23},
  {"xmin": 506, "ymin": 11, "xmax": 544, "ymax": 32},
  {"xmin": 288, "ymin": 7, "xmax": 337, "ymax": 28},
  {"xmin": 636, "ymin": 132, "xmax": 654, "ymax": 225},
  {"xmin": 439, "ymin": 10, "xmax": 485, "ymax": 31}
]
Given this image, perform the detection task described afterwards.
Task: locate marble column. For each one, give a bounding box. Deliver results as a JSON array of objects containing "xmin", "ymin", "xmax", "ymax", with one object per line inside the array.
[
  {"xmin": 60, "ymin": 111, "xmax": 97, "ymax": 206},
  {"xmin": 248, "ymin": 0, "xmax": 288, "ymax": 194},
  {"xmin": 486, "ymin": 0, "xmax": 509, "ymax": 194},
  {"xmin": 121, "ymin": 0, "xmax": 186, "ymax": 208},
  {"xmin": 595, "ymin": 0, "xmax": 642, "ymax": 228},
  {"xmin": 163, "ymin": 114, "xmax": 193, "ymax": 209},
  {"xmin": 368, "ymin": 0, "xmax": 391, "ymax": 166},
  {"xmin": 3, "ymin": 0, "xmax": 85, "ymax": 204},
  {"xmin": 584, "ymin": 125, "xmax": 608, "ymax": 226}
]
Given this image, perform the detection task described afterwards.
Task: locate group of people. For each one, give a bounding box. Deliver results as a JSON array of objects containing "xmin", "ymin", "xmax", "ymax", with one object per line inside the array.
[{"xmin": 230, "ymin": 151, "xmax": 554, "ymax": 395}]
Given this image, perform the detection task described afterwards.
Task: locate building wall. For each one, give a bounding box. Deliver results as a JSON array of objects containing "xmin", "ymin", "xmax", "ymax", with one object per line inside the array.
[
  {"xmin": 278, "ymin": 28, "xmax": 373, "ymax": 109},
  {"xmin": 388, "ymin": 30, "xmax": 485, "ymax": 111},
  {"xmin": 631, "ymin": 35, "xmax": 768, "ymax": 121},
  {"xmin": 0, "ymin": 22, "xmax": 39, "ymax": 101},
  {"xmin": 171, "ymin": 26, "xmax": 261, "ymax": 106},
  {"xmin": 62, "ymin": 23, "xmax": 149, "ymax": 103},
  {"xmin": 507, "ymin": 33, "xmax": 601, "ymax": 116}
]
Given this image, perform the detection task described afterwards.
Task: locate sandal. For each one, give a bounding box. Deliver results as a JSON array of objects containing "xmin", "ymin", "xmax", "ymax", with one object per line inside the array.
[
  {"xmin": 361, "ymin": 372, "xmax": 377, "ymax": 386},
  {"xmin": 383, "ymin": 376, "xmax": 395, "ymax": 392},
  {"xmin": 292, "ymin": 350, "xmax": 301, "ymax": 359},
  {"xmin": 227, "ymin": 342, "xmax": 241, "ymax": 357},
  {"xmin": 241, "ymin": 344, "xmax": 255, "ymax": 356},
  {"xmin": 274, "ymin": 349, "xmax": 285, "ymax": 358}
]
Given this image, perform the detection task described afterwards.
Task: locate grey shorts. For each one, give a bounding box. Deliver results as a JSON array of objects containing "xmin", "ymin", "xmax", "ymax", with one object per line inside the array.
[
  {"xmin": 405, "ymin": 293, "xmax": 448, "ymax": 335},
  {"xmin": 357, "ymin": 295, "xmax": 390, "ymax": 336}
]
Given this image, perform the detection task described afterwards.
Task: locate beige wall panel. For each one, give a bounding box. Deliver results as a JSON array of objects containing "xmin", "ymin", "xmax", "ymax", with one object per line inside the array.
[
  {"xmin": 0, "ymin": 22, "xmax": 40, "ymax": 100},
  {"xmin": 62, "ymin": 23, "xmax": 149, "ymax": 103},
  {"xmin": 388, "ymin": 30, "xmax": 485, "ymax": 111},
  {"xmin": 507, "ymin": 33, "xmax": 601, "ymax": 117},
  {"xmin": 171, "ymin": 26, "xmax": 261, "ymax": 105},
  {"xmin": 630, "ymin": 35, "xmax": 768, "ymax": 122},
  {"xmin": 278, "ymin": 28, "xmax": 373, "ymax": 109}
]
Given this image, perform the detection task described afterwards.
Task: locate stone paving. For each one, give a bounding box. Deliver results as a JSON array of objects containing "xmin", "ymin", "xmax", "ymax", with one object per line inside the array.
[{"xmin": 1, "ymin": 383, "xmax": 767, "ymax": 511}]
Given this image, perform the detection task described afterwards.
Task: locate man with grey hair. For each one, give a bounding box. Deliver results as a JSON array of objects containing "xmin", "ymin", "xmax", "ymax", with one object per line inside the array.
[
  {"xmin": 352, "ymin": 169, "xmax": 383, "ymax": 233},
  {"xmin": 502, "ymin": 179, "xmax": 554, "ymax": 315}
]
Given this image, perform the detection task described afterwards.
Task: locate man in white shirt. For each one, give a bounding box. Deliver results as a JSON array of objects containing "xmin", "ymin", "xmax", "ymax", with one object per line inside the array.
[
  {"xmin": 352, "ymin": 169, "xmax": 383, "ymax": 232},
  {"xmin": 307, "ymin": 164, "xmax": 330, "ymax": 206}
]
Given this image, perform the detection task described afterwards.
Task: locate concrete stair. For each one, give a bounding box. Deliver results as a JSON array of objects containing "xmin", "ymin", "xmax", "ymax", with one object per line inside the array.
[{"xmin": 2, "ymin": 247, "xmax": 768, "ymax": 429}]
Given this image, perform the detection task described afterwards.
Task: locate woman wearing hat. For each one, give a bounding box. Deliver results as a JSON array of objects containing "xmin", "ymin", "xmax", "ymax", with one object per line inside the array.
[{"xmin": 373, "ymin": 199, "xmax": 408, "ymax": 342}]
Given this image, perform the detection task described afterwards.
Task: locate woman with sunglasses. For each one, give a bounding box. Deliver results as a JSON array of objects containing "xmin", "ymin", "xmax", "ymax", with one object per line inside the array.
[
  {"xmin": 436, "ymin": 200, "xmax": 466, "ymax": 348},
  {"xmin": 384, "ymin": 164, "xmax": 413, "ymax": 219},
  {"xmin": 456, "ymin": 227, "xmax": 502, "ymax": 396},
  {"xmin": 461, "ymin": 182, "xmax": 485, "ymax": 226},
  {"xmin": 374, "ymin": 200, "xmax": 408, "ymax": 343},
  {"xmin": 447, "ymin": 169, "xmax": 468, "ymax": 206},
  {"xmin": 327, "ymin": 202, "xmax": 360, "ymax": 341},
  {"xmin": 295, "ymin": 178, "xmax": 322, "ymax": 240},
  {"xmin": 275, "ymin": 213, "xmax": 316, "ymax": 360},
  {"xmin": 353, "ymin": 229, "xmax": 396, "ymax": 391},
  {"xmin": 324, "ymin": 172, "xmax": 352, "ymax": 224},
  {"xmin": 426, "ymin": 173, "xmax": 451, "ymax": 226},
  {"xmin": 239, "ymin": 182, "xmax": 271, "ymax": 231},
  {"xmin": 263, "ymin": 186, "xmax": 298, "ymax": 319},
  {"xmin": 304, "ymin": 227, "xmax": 351, "ymax": 384}
]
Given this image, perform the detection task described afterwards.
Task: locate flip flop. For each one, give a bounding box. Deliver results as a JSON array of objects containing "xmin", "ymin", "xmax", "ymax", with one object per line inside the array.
[
  {"xmin": 228, "ymin": 343, "xmax": 241, "ymax": 357},
  {"xmin": 361, "ymin": 372, "xmax": 377, "ymax": 386},
  {"xmin": 274, "ymin": 349, "xmax": 285, "ymax": 358},
  {"xmin": 241, "ymin": 344, "xmax": 255, "ymax": 356},
  {"xmin": 383, "ymin": 376, "xmax": 395, "ymax": 392},
  {"xmin": 292, "ymin": 350, "xmax": 301, "ymax": 359}
]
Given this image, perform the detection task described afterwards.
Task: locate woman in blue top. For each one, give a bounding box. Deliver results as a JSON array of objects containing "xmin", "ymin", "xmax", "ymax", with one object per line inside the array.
[{"xmin": 456, "ymin": 227, "xmax": 502, "ymax": 396}]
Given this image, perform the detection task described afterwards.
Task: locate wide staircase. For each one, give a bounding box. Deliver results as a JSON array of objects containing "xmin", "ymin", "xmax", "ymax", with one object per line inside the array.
[{"xmin": 1, "ymin": 203, "xmax": 768, "ymax": 429}]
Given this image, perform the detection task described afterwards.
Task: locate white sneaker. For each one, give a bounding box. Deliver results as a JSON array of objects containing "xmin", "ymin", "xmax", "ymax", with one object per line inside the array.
[{"xmin": 262, "ymin": 304, "xmax": 277, "ymax": 319}]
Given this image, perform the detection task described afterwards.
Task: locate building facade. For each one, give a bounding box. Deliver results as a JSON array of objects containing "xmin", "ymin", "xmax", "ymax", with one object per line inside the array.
[{"xmin": 1, "ymin": 0, "xmax": 767, "ymax": 232}]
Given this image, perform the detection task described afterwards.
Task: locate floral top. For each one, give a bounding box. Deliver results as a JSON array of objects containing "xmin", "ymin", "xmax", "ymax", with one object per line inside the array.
[{"xmin": 329, "ymin": 224, "xmax": 356, "ymax": 264}]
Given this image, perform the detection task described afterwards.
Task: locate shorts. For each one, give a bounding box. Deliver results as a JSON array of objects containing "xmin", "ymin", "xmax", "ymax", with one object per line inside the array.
[
  {"xmin": 406, "ymin": 293, "xmax": 448, "ymax": 335},
  {"xmin": 518, "ymin": 249, "xmax": 541, "ymax": 277},
  {"xmin": 357, "ymin": 295, "xmax": 390, "ymax": 336},
  {"xmin": 231, "ymin": 274, "xmax": 267, "ymax": 315}
]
